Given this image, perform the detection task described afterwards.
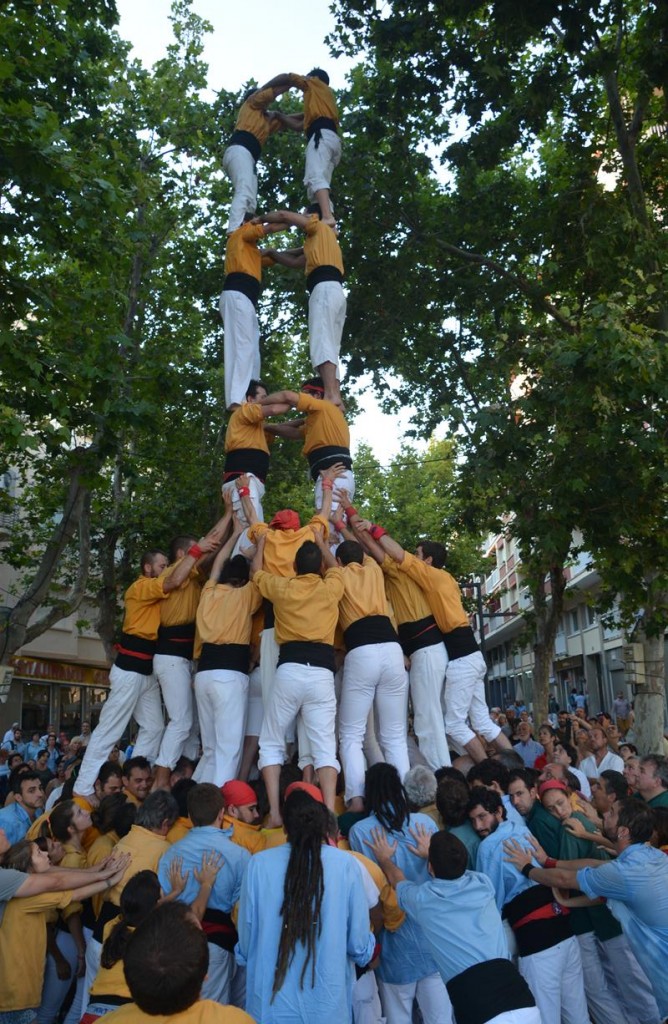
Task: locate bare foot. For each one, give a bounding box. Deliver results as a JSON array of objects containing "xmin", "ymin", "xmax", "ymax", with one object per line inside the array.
[{"xmin": 324, "ymin": 390, "xmax": 345, "ymax": 411}]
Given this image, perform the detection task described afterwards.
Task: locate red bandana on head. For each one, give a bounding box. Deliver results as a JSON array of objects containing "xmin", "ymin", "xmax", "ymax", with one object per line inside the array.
[{"xmin": 269, "ymin": 509, "xmax": 300, "ymax": 531}]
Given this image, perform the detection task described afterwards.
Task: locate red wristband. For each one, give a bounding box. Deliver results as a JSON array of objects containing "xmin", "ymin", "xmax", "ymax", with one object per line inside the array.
[
  {"xmin": 321, "ymin": 479, "xmax": 333, "ymax": 490},
  {"xmin": 334, "ymin": 520, "xmax": 346, "ymax": 533},
  {"xmin": 188, "ymin": 544, "xmax": 203, "ymax": 559},
  {"xmin": 344, "ymin": 505, "xmax": 358, "ymax": 520},
  {"xmin": 369, "ymin": 525, "xmax": 388, "ymax": 541},
  {"xmin": 544, "ymin": 857, "xmax": 557, "ymax": 869},
  {"xmin": 237, "ymin": 486, "xmax": 250, "ymax": 497}
]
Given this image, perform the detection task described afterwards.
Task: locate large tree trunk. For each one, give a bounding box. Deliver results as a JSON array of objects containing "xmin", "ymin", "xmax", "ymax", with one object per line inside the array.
[
  {"xmin": 530, "ymin": 564, "xmax": 568, "ymax": 726},
  {"xmin": 634, "ymin": 630, "xmax": 666, "ymax": 755}
]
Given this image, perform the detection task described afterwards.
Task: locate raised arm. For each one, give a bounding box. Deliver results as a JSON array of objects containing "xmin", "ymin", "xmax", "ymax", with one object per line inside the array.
[
  {"xmin": 250, "ymin": 533, "xmax": 266, "ymax": 579},
  {"xmin": 266, "ymin": 248, "xmax": 306, "ymax": 270},
  {"xmin": 163, "ymin": 517, "xmax": 232, "ymax": 593},
  {"xmin": 273, "ymin": 111, "xmax": 304, "ymax": 132},
  {"xmin": 235, "ymin": 474, "xmax": 260, "ymax": 527},
  {"xmin": 257, "ymin": 73, "xmax": 295, "ymax": 94},
  {"xmin": 14, "ymin": 854, "xmax": 131, "ymax": 899},
  {"xmin": 259, "ymin": 390, "xmax": 300, "ymax": 407},
  {"xmin": 312, "ymin": 525, "xmax": 336, "ymax": 570},
  {"xmin": 253, "ymin": 209, "xmax": 310, "ymax": 230},
  {"xmin": 319, "ymin": 462, "xmax": 347, "ymax": 524},
  {"xmin": 264, "ymin": 422, "xmax": 304, "ymax": 441},
  {"xmin": 209, "ymin": 502, "xmax": 244, "ymax": 581}
]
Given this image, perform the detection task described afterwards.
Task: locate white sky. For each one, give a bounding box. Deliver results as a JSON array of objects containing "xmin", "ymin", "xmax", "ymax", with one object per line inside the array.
[{"xmin": 115, "ymin": 0, "xmax": 423, "ymax": 464}]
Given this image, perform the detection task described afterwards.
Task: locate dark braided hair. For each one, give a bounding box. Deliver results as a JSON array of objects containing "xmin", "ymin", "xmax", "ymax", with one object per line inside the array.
[
  {"xmin": 364, "ymin": 762, "xmax": 410, "ymax": 832},
  {"xmin": 271, "ymin": 790, "xmax": 327, "ymax": 1001},
  {"xmin": 101, "ymin": 870, "xmax": 161, "ymax": 969}
]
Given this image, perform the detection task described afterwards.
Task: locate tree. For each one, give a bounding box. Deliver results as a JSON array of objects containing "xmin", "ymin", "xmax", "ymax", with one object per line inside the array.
[{"xmin": 328, "ymin": 0, "xmax": 668, "ymax": 740}]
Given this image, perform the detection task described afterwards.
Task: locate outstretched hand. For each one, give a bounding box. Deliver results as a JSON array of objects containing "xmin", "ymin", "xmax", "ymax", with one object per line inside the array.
[
  {"xmin": 503, "ymin": 837, "xmax": 535, "ymax": 872},
  {"xmin": 364, "ymin": 826, "xmax": 398, "ymax": 863},
  {"xmin": 407, "ymin": 823, "xmax": 432, "ymax": 860}
]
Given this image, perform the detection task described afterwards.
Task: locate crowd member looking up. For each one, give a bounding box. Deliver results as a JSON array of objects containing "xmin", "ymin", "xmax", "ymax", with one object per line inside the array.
[
  {"xmin": 121, "ymin": 756, "xmax": 151, "ymax": 807},
  {"xmin": 636, "ymin": 755, "xmax": 668, "ymax": 808},
  {"xmin": 0, "ymin": 770, "xmax": 44, "ymax": 844},
  {"xmin": 578, "ymin": 725, "xmax": 624, "ymax": 779},
  {"xmin": 0, "ymin": 841, "xmax": 128, "ymax": 1021}
]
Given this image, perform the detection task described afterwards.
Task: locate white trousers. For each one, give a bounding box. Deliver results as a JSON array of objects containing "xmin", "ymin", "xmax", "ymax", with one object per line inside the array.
[
  {"xmin": 304, "ymin": 128, "xmax": 342, "ymax": 198},
  {"xmin": 518, "ymin": 935, "xmax": 589, "ymax": 1024},
  {"xmin": 222, "ymin": 474, "xmax": 265, "ymax": 529},
  {"xmin": 153, "ymin": 654, "xmax": 193, "ymax": 770},
  {"xmin": 314, "ymin": 467, "xmax": 355, "ymax": 519},
  {"xmin": 37, "ymin": 929, "xmax": 79, "ymax": 1024},
  {"xmin": 409, "ymin": 643, "xmax": 450, "ymax": 770},
  {"xmin": 223, "ymin": 144, "xmax": 257, "ymax": 232},
  {"xmin": 600, "ymin": 932, "xmax": 661, "ymax": 1024},
  {"xmin": 219, "ymin": 289, "xmax": 260, "ymax": 410},
  {"xmin": 377, "ymin": 972, "xmax": 452, "ymax": 1024},
  {"xmin": 352, "ymin": 971, "xmax": 384, "ymax": 1024},
  {"xmin": 75, "ymin": 665, "xmax": 164, "ymax": 796},
  {"xmin": 258, "ymin": 662, "xmax": 339, "ymax": 772},
  {"xmin": 339, "ymin": 642, "xmax": 410, "ymax": 802},
  {"xmin": 245, "ymin": 665, "xmax": 264, "ymax": 737},
  {"xmin": 308, "ymin": 280, "xmax": 346, "ymax": 376},
  {"xmin": 193, "ymin": 668, "xmax": 248, "ymax": 786},
  {"xmin": 200, "ymin": 944, "xmax": 232, "ymax": 1004},
  {"xmin": 577, "ymin": 931, "xmax": 627, "ymax": 1024},
  {"xmin": 82, "ymin": 935, "xmax": 102, "ymax": 1015},
  {"xmin": 444, "ymin": 651, "xmax": 501, "ymax": 747}
]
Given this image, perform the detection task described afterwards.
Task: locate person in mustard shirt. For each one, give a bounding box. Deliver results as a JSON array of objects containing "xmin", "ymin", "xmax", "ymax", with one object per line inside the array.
[
  {"xmin": 193, "ymin": 514, "xmax": 262, "ymax": 787},
  {"xmin": 257, "ymin": 377, "xmax": 353, "ymax": 532},
  {"xmin": 278, "ymin": 69, "xmax": 341, "ymax": 228},
  {"xmin": 254, "ymin": 205, "xmax": 346, "ymax": 408},
  {"xmin": 75, "ymin": 527, "xmax": 223, "ymax": 800},
  {"xmin": 317, "ymin": 532, "xmax": 410, "ymax": 813},
  {"xmin": 223, "ymin": 73, "xmax": 295, "ymax": 233},
  {"xmin": 222, "ymin": 379, "xmax": 300, "ymax": 535},
  {"xmin": 355, "ymin": 519, "xmax": 512, "ymax": 765},
  {"xmin": 250, "ymin": 531, "xmax": 344, "ymax": 825},
  {"xmin": 100, "ymin": 901, "xmax": 254, "ymax": 1024},
  {"xmin": 151, "ymin": 533, "xmax": 214, "ymax": 792},
  {"xmin": 219, "ymin": 215, "xmax": 289, "ymax": 411},
  {"xmin": 350, "ymin": 514, "xmax": 452, "ymax": 772}
]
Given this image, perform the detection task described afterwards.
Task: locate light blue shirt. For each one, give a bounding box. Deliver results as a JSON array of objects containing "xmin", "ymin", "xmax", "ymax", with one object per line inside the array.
[
  {"xmin": 25, "ymin": 742, "xmax": 43, "ymax": 762},
  {"xmin": 235, "ymin": 843, "xmax": 374, "ymax": 1024},
  {"xmin": 349, "ymin": 811, "xmax": 439, "ymax": 984},
  {"xmin": 0, "ymin": 801, "xmax": 41, "ymax": 846},
  {"xmin": 513, "ymin": 739, "xmax": 544, "ymax": 768},
  {"xmin": 475, "ymin": 819, "xmax": 540, "ymax": 912},
  {"xmin": 158, "ymin": 824, "xmax": 250, "ymax": 913},
  {"xmin": 577, "ymin": 844, "xmax": 668, "ymax": 1016},
  {"xmin": 396, "ymin": 870, "xmax": 510, "ymax": 983}
]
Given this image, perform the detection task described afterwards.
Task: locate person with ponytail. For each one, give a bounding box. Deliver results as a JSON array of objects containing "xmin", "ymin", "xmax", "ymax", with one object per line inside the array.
[
  {"xmin": 348, "ymin": 763, "xmax": 451, "ymax": 1024},
  {"xmin": 236, "ymin": 787, "xmax": 375, "ymax": 1022}
]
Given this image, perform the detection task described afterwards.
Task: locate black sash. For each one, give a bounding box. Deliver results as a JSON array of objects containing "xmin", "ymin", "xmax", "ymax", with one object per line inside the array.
[
  {"xmin": 306, "ymin": 444, "xmax": 352, "ymax": 481},
  {"xmin": 197, "ymin": 642, "xmax": 250, "ymax": 674},
  {"xmin": 223, "ymin": 447, "xmax": 269, "ymax": 483},
  {"xmin": 223, "ymin": 272, "xmax": 260, "ymax": 307},
  {"xmin": 397, "ymin": 615, "xmax": 444, "ymax": 657},
  {"xmin": 114, "ymin": 632, "xmax": 156, "ymax": 676},
  {"xmin": 228, "ymin": 129, "xmax": 261, "ymax": 162},
  {"xmin": 306, "ymin": 116, "xmax": 338, "ymax": 146},
  {"xmin": 344, "ymin": 615, "xmax": 398, "ymax": 651},
  {"xmin": 306, "ymin": 264, "xmax": 344, "ymax": 294},
  {"xmin": 443, "ymin": 625, "xmax": 479, "ymax": 660},
  {"xmin": 446, "ymin": 959, "xmax": 535, "ymax": 1024},
  {"xmin": 156, "ymin": 621, "xmax": 195, "ymax": 659},
  {"xmin": 278, "ymin": 641, "xmax": 335, "ymax": 672}
]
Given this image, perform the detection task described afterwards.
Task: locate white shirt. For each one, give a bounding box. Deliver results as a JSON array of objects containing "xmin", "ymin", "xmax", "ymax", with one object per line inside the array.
[{"xmin": 579, "ymin": 750, "xmax": 624, "ymax": 779}]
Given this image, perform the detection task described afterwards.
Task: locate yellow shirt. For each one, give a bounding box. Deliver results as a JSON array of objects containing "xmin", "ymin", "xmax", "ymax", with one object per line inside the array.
[
  {"xmin": 381, "ymin": 556, "xmax": 433, "ymax": 625},
  {"xmin": 166, "ymin": 817, "xmax": 193, "ymax": 845},
  {"xmin": 248, "ymin": 515, "xmax": 329, "ymax": 578},
  {"xmin": 102, "ymin": 1001, "xmax": 254, "ymax": 1024},
  {"xmin": 90, "ymin": 916, "xmax": 132, "ymax": 999},
  {"xmin": 225, "ymin": 402, "xmax": 271, "ymax": 455},
  {"xmin": 260, "ymin": 826, "xmax": 287, "ymax": 850},
  {"xmin": 347, "ymin": 849, "xmax": 404, "ymax": 932},
  {"xmin": 224, "ymin": 222, "xmax": 268, "ymax": 280},
  {"xmin": 303, "ymin": 215, "xmax": 344, "ymax": 277},
  {"xmin": 296, "ymin": 393, "xmax": 349, "ymax": 454},
  {"xmin": 338, "ymin": 557, "xmax": 391, "ymax": 632},
  {"xmin": 159, "ymin": 561, "xmax": 202, "ymax": 628},
  {"xmin": 60, "ymin": 843, "xmax": 86, "ymax": 920},
  {"xmin": 253, "ymin": 568, "xmax": 344, "ymax": 646},
  {"xmin": 399, "ymin": 552, "xmax": 469, "ymax": 633},
  {"xmin": 194, "ymin": 580, "xmax": 262, "ymax": 656},
  {"xmin": 290, "ymin": 74, "xmax": 339, "ymax": 131},
  {"xmin": 88, "ymin": 831, "xmax": 119, "ymax": 918},
  {"xmin": 223, "ymin": 814, "xmax": 266, "ymax": 855},
  {"xmin": 105, "ymin": 826, "xmax": 171, "ymax": 906},
  {"xmin": 122, "ymin": 576, "xmax": 168, "ymax": 641},
  {"xmin": 234, "ymin": 85, "xmax": 282, "ymax": 145},
  {"xmin": 0, "ymin": 889, "xmax": 72, "ymax": 1010}
]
